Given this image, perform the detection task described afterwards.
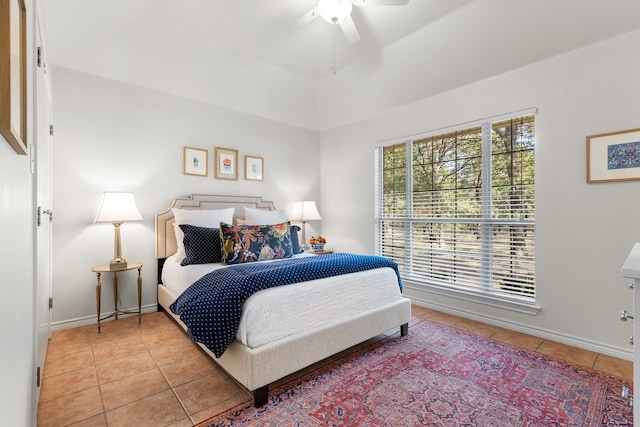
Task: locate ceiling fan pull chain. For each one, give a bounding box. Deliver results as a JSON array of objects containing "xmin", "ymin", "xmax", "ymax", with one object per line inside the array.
[
  {"xmin": 331, "ymin": 38, "xmax": 336, "ymax": 75},
  {"xmin": 330, "ymin": 24, "xmax": 341, "ymax": 75}
]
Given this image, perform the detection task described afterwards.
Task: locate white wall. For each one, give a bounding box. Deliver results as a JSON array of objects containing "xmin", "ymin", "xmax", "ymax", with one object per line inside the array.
[
  {"xmin": 320, "ymin": 30, "xmax": 640, "ymax": 358},
  {"xmin": 0, "ymin": 0, "xmax": 37, "ymax": 423},
  {"xmin": 0, "ymin": 140, "xmax": 36, "ymax": 425},
  {"xmin": 51, "ymin": 68, "xmax": 320, "ymax": 327}
]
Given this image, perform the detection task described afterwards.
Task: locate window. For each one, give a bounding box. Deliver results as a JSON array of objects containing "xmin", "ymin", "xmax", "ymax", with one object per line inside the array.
[{"xmin": 375, "ymin": 110, "xmax": 536, "ymax": 310}]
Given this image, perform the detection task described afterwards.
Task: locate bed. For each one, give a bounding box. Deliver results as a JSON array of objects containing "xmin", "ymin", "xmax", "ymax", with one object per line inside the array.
[{"xmin": 155, "ymin": 194, "xmax": 412, "ymax": 407}]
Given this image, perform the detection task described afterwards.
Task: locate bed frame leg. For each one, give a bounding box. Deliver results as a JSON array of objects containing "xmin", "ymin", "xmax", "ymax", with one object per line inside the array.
[
  {"xmin": 254, "ymin": 385, "xmax": 269, "ymax": 407},
  {"xmin": 400, "ymin": 323, "xmax": 408, "ymax": 336}
]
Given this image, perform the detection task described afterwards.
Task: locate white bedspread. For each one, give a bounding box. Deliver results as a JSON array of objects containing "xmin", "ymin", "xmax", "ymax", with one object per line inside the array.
[{"xmin": 161, "ymin": 254, "xmax": 403, "ymax": 348}]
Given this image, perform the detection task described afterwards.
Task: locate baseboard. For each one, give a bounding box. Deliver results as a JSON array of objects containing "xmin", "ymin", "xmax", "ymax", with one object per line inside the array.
[
  {"xmin": 409, "ymin": 297, "xmax": 633, "ymax": 361},
  {"xmin": 51, "ymin": 304, "xmax": 159, "ymax": 332}
]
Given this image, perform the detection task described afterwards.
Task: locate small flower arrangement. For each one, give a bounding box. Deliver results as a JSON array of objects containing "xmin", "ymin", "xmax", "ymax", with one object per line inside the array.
[
  {"xmin": 309, "ymin": 236, "xmax": 326, "ymax": 251},
  {"xmin": 309, "ymin": 236, "xmax": 326, "ymax": 245}
]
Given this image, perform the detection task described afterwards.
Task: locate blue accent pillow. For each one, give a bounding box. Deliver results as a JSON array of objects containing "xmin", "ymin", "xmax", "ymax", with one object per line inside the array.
[
  {"xmin": 220, "ymin": 222, "xmax": 294, "ymax": 265},
  {"xmin": 290, "ymin": 224, "xmax": 302, "ymax": 254},
  {"xmin": 179, "ymin": 224, "xmax": 222, "ymax": 266}
]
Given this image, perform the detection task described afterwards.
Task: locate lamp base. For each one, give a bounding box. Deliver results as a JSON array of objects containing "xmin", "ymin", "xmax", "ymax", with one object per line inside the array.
[{"xmin": 109, "ymin": 260, "xmax": 128, "ymax": 271}]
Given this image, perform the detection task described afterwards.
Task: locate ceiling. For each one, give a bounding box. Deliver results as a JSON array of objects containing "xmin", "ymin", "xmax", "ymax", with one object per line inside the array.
[
  {"xmin": 40, "ymin": 0, "xmax": 473, "ymax": 81},
  {"xmin": 40, "ymin": 0, "xmax": 640, "ymax": 130}
]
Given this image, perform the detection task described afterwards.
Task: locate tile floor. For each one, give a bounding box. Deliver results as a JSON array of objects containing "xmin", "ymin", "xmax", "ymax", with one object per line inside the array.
[{"xmin": 37, "ymin": 305, "xmax": 633, "ymax": 426}]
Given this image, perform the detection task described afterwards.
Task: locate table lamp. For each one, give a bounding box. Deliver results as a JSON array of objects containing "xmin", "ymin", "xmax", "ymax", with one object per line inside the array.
[
  {"xmin": 289, "ymin": 200, "xmax": 321, "ymax": 251},
  {"xmin": 94, "ymin": 192, "xmax": 143, "ymax": 270}
]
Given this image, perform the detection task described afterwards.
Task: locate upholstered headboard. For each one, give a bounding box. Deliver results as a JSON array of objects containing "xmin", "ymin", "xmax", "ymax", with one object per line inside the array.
[{"xmin": 155, "ymin": 194, "xmax": 276, "ymax": 259}]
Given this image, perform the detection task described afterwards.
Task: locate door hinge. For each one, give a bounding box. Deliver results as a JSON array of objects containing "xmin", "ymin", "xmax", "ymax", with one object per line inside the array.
[
  {"xmin": 49, "ymin": 298, "xmax": 53, "ymax": 309},
  {"xmin": 36, "ymin": 366, "xmax": 41, "ymax": 387},
  {"xmin": 37, "ymin": 47, "xmax": 43, "ymax": 68},
  {"xmin": 37, "ymin": 207, "xmax": 53, "ymax": 226},
  {"xmin": 49, "ymin": 124, "xmax": 54, "ymax": 136}
]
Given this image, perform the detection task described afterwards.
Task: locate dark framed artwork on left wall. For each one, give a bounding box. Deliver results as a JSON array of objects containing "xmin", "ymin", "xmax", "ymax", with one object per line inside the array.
[{"xmin": 0, "ymin": 0, "xmax": 27, "ymax": 155}]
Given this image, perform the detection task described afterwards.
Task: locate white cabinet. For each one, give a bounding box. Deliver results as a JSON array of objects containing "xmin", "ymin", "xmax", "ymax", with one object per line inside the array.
[{"xmin": 621, "ymin": 243, "xmax": 640, "ymax": 423}]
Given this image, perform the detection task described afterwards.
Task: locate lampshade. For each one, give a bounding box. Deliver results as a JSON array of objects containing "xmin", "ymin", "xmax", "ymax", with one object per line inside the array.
[
  {"xmin": 95, "ymin": 192, "xmax": 143, "ymax": 224},
  {"xmin": 289, "ymin": 201, "xmax": 322, "ymax": 221},
  {"xmin": 317, "ymin": 0, "xmax": 353, "ymax": 24}
]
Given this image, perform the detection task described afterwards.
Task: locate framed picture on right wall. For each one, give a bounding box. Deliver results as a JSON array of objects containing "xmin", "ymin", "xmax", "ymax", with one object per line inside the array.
[{"xmin": 587, "ymin": 128, "xmax": 640, "ymax": 183}]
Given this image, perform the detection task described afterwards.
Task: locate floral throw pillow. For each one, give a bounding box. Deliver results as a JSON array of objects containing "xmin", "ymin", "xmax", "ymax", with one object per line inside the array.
[{"xmin": 220, "ymin": 222, "xmax": 294, "ymax": 265}]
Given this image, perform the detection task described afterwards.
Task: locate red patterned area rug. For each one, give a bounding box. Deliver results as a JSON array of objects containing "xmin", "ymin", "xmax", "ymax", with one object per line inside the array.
[{"xmin": 197, "ymin": 320, "xmax": 632, "ymax": 426}]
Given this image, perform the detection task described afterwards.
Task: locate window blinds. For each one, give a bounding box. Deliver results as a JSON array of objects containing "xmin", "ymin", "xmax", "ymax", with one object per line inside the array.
[{"xmin": 375, "ymin": 111, "xmax": 536, "ymax": 302}]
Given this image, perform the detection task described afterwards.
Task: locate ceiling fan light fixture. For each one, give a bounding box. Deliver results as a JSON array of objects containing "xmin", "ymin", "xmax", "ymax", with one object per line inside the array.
[{"xmin": 317, "ymin": 0, "xmax": 353, "ymax": 24}]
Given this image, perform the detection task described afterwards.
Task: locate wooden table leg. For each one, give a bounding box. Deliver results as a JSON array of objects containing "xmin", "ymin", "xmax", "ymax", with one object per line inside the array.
[
  {"xmin": 137, "ymin": 266, "xmax": 142, "ymax": 324},
  {"xmin": 96, "ymin": 272, "xmax": 102, "ymax": 333},
  {"xmin": 112, "ymin": 272, "xmax": 119, "ymax": 320}
]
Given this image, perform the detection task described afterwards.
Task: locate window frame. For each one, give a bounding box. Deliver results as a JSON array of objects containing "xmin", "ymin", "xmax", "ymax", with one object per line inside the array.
[{"xmin": 375, "ymin": 108, "xmax": 540, "ymax": 315}]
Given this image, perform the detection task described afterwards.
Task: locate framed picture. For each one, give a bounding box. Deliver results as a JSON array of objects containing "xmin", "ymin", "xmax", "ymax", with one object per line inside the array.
[
  {"xmin": 215, "ymin": 147, "xmax": 238, "ymax": 180},
  {"xmin": 183, "ymin": 146, "xmax": 208, "ymax": 177},
  {"xmin": 0, "ymin": 0, "xmax": 27, "ymax": 155},
  {"xmin": 245, "ymin": 156, "xmax": 264, "ymax": 181},
  {"xmin": 587, "ymin": 128, "xmax": 640, "ymax": 183}
]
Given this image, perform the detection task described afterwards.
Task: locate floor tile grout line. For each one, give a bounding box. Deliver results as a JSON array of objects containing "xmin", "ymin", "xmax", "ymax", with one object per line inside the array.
[
  {"xmin": 88, "ymin": 325, "xmax": 107, "ymax": 426},
  {"xmin": 592, "ymin": 353, "xmax": 600, "ymax": 370},
  {"xmin": 92, "ymin": 321, "xmax": 160, "ymax": 424},
  {"xmin": 154, "ymin": 345, "xmax": 193, "ymax": 422},
  {"xmin": 94, "ymin": 321, "xmax": 181, "ymax": 425},
  {"xmin": 40, "ymin": 327, "xmax": 102, "ymax": 425},
  {"xmin": 117, "ymin": 319, "xmax": 198, "ymax": 424}
]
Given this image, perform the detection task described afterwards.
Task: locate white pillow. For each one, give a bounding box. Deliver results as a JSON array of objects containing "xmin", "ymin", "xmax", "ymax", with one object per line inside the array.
[
  {"xmin": 243, "ymin": 207, "xmax": 287, "ymax": 225},
  {"xmin": 172, "ymin": 208, "xmax": 235, "ymax": 259}
]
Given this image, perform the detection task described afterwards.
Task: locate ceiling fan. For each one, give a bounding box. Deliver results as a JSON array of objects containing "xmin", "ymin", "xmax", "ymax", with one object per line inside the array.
[{"xmin": 286, "ymin": 0, "xmax": 410, "ymax": 44}]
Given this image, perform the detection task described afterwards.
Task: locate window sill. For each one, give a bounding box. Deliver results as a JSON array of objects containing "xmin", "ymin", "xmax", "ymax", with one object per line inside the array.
[{"xmin": 403, "ymin": 278, "xmax": 541, "ymax": 316}]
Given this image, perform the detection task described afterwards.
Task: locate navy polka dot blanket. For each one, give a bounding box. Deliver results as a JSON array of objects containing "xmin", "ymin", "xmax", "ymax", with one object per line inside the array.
[{"xmin": 170, "ymin": 253, "xmax": 402, "ymax": 357}]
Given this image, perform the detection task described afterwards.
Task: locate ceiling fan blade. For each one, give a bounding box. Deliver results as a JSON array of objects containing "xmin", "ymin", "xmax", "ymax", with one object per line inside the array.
[
  {"xmin": 340, "ymin": 15, "xmax": 361, "ymax": 43},
  {"xmin": 284, "ymin": 7, "xmax": 319, "ymax": 33},
  {"xmin": 352, "ymin": 0, "xmax": 409, "ymax": 5}
]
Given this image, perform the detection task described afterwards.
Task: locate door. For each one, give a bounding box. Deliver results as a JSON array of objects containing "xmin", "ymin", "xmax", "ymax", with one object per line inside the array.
[{"xmin": 35, "ymin": 16, "xmax": 53, "ymax": 405}]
